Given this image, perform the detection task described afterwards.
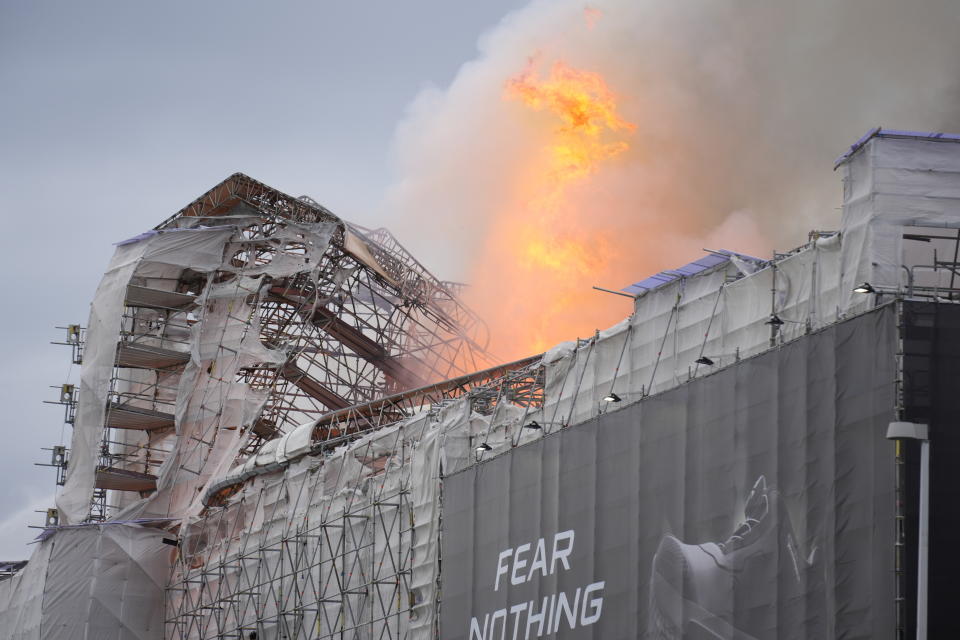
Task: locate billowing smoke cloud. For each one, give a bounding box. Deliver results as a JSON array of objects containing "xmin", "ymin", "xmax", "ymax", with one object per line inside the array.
[{"xmin": 386, "ymin": 0, "xmax": 960, "ymax": 360}]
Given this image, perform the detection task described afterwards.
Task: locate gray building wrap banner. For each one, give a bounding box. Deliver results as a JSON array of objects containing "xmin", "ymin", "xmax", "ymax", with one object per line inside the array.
[{"xmin": 441, "ymin": 305, "xmax": 897, "ymax": 640}]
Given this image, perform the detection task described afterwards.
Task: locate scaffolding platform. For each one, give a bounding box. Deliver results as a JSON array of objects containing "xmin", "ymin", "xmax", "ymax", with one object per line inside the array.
[
  {"xmin": 115, "ymin": 343, "xmax": 191, "ymax": 370},
  {"xmin": 94, "ymin": 466, "xmax": 158, "ymax": 492},
  {"xmin": 124, "ymin": 285, "xmax": 197, "ymax": 311},
  {"xmin": 105, "ymin": 403, "xmax": 175, "ymax": 431}
]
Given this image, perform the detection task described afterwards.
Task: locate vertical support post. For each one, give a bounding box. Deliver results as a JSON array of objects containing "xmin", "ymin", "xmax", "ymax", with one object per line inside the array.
[
  {"xmin": 917, "ymin": 439, "xmax": 930, "ymax": 640},
  {"xmin": 770, "ymin": 252, "xmax": 778, "ymax": 348},
  {"xmin": 886, "ymin": 420, "xmax": 930, "ymax": 640},
  {"xmin": 894, "ymin": 438, "xmax": 907, "ymax": 640},
  {"xmin": 894, "ymin": 300, "xmax": 906, "ymax": 640}
]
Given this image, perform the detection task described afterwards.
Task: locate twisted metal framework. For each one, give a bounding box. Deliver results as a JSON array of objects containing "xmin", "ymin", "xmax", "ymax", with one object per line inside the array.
[
  {"xmin": 155, "ymin": 174, "xmax": 493, "ymax": 438},
  {"xmin": 44, "ymin": 172, "xmax": 544, "ymax": 638},
  {"xmin": 166, "ymin": 355, "xmax": 546, "ymax": 640},
  {"xmin": 52, "ymin": 173, "xmax": 496, "ymax": 520},
  {"xmin": 168, "ymin": 426, "xmax": 417, "ymax": 640},
  {"xmin": 306, "ymin": 354, "xmax": 543, "ymax": 447}
]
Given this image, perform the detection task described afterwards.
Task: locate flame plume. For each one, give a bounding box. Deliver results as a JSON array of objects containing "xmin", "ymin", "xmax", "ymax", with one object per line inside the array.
[
  {"xmin": 507, "ymin": 61, "xmax": 634, "ymax": 199},
  {"xmin": 464, "ymin": 60, "xmax": 636, "ymax": 358},
  {"xmin": 390, "ymin": 0, "xmax": 960, "ymax": 365}
]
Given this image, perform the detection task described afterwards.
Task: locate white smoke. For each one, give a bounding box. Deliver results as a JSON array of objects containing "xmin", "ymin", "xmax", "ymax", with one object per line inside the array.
[{"xmin": 385, "ymin": 0, "xmax": 960, "ymax": 357}]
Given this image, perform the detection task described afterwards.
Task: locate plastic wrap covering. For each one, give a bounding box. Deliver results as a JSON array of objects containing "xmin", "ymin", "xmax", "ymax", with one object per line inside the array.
[
  {"xmin": 408, "ymin": 416, "xmax": 441, "ymax": 639},
  {"xmin": 838, "ymin": 131, "xmax": 960, "ymax": 311},
  {"xmin": 0, "ymin": 542, "xmax": 52, "ymax": 639},
  {"xmin": 538, "ymin": 238, "xmax": 843, "ymax": 428},
  {"xmin": 32, "ymin": 136, "xmax": 960, "ymax": 636},
  {"xmin": 137, "ymin": 280, "xmax": 281, "ymax": 520},
  {"xmin": 0, "ymin": 524, "xmax": 170, "ymax": 640},
  {"xmin": 59, "ymin": 228, "xmax": 237, "ymax": 524},
  {"xmin": 162, "ymin": 209, "xmax": 880, "ymax": 638},
  {"xmin": 59, "ymin": 218, "xmax": 338, "ymax": 525},
  {"xmin": 166, "ymin": 258, "xmax": 876, "ymax": 637},
  {"xmin": 168, "ymin": 415, "xmax": 433, "ymax": 639}
]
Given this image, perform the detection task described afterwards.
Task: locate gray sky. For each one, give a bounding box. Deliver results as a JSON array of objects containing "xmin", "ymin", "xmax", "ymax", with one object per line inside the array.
[{"xmin": 0, "ymin": 0, "xmax": 527, "ymax": 558}]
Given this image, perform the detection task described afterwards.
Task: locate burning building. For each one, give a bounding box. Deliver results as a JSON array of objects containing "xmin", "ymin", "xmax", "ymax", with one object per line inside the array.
[{"xmin": 1, "ymin": 129, "xmax": 959, "ymax": 638}]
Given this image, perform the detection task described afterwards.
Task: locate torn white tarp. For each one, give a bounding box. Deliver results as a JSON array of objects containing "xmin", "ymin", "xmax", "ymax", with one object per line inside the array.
[
  {"xmin": 61, "ymin": 215, "xmax": 338, "ymax": 527},
  {"xmin": 58, "ymin": 227, "xmax": 235, "ymax": 525},
  {"xmin": 0, "ymin": 523, "xmax": 169, "ymax": 640},
  {"xmin": 538, "ymin": 234, "xmax": 844, "ymax": 428},
  {"xmin": 344, "ymin": 228, "xmax": 398, "ymax": 286},
  {"xmin": 838, "ymin": 131, "xmax": 960, "ymax": 312},
  {"xmin": 0, "ymin": 541, "xmax": 52, "ymax": 639}
]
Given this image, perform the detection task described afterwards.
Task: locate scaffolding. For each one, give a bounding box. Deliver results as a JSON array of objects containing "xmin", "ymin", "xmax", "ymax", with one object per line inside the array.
[
  {"xmin": 167, "ymin": 426, "xmax": 416, "ymax": 640},
  {"xmin": 11, "ymin": 126, "xmax": 960, "ymax": 640},
  {"xmin": 50, "ymin": 173, "xmax": 495, "ymax": 526},
  {"xmin": 165, "ymin": 356, "xmax": 545, "ymax": 640}
]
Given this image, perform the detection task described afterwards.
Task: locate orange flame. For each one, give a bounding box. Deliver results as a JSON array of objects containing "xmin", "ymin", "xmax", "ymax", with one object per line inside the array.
[
  {"xmin": 506, "ymin": 61, "xmax": 634, "ymax": 203},
  {"xmin": 465, "ymin": 60, "xmax": 636, "ymax": 359}
]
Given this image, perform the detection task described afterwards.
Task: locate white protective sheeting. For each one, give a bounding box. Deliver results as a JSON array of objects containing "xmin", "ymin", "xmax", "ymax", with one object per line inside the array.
[
  {"xmin": 169, "ymin": 413, "xmax": 439, "ymax": 638},
  {"xmin": 408, "ymin": 414, "xmax": 442, "ymax": 639},
  {"xmin": 0, "ymin": 542, "xmax": 52, "ymax": 639},
  {"xmin": 59, "ymin": 228, "xmax": 236, "ymax": 525},
  {"xmin": 538, "ymin": 234, "xmax": 845, "ymax": 428},
  {"xmin": 839, "ymin": 132, "xmax": 960, "ymax": 311},
  {"xmin": 532, "ymin": 134, "xmax": 960, "ymax": 427},
  {"xmin": 0, "ymin": 524, "xmax": 169, "ymax": 640},
  {"xmin": 119, "ymin": 220, "xmax": 336, "ymax": 523},
  {"xmin": 157, "ymin": 150, "xmax": 893, "ymax": 636},
  {"xmin": 164, "ymin": 386, "xmax": 541, "ymax": 636},
  {"xmin": 62, "ymin": 218, "xmax": 337, "ymax": 526},
  {"xmin": 33, "ymin": 131, "xmax": 960, "ymax": 639},
  {"xmin": 344, "ymin": 228, "xmax": 398, "ymax": 286}
]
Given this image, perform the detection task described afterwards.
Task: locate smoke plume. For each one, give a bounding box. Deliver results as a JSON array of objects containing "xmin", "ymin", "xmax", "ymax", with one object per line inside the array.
[{"xmin": 386, "ymin": 0, "xmax": 960, "ymax": 360}]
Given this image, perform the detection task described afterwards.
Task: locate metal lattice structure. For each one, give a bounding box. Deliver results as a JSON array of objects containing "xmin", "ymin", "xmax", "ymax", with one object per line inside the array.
[
  {"xmin": 168, "ymin": 426, "xmax": 417, "ymax": 640},
  {"xmin": 154, "ymin": 175, "xmax": 493, "ymax": 448},
  {"xmin": 16, "ymin": 127, "xmax": 960, "ymax": 640},
  {"xmin": 49, "ymin": 173, "xmax": 497, "ymax": 522},
  {"xmin": 165, "ymin": 355, "xmax": 545, "ymax": 640},
  {"xmin": 37, "ymin": 171, "xmax": 546, "ymax": 640}
]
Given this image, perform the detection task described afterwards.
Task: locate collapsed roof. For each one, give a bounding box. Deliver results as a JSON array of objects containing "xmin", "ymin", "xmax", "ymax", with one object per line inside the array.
[{"xmin": 57, "ymin": 173, "xmax": 496, "ymax": 524}]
